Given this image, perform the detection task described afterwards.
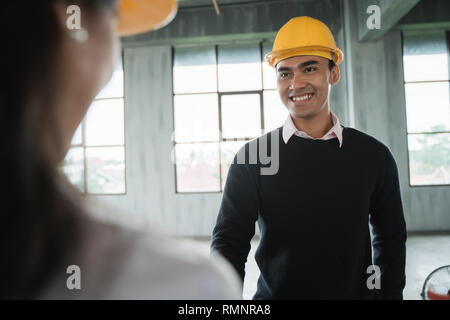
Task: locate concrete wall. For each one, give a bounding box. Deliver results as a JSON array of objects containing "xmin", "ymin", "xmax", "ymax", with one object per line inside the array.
[
  {"xmin": 92, "ymin": 0, "xmax": 450, "ymax": 234},
  {"xmin": 345, "ymin": 0, "xmax": 450, "ymax": 231},
  {"xmin": 92, "ymin": 46, "xmax": 224, "ymax": 236},
  {"xmin": 398, "ymin": 0, "xmax": 450, "ymax": 26}
]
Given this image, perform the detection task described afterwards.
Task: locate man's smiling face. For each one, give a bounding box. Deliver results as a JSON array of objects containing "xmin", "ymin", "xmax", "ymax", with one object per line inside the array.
[{"xmin": 276, "ymin": 55, "xmax": 339, "ymax": 120}]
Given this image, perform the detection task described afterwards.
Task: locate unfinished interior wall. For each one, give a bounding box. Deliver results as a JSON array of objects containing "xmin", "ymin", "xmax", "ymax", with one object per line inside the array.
[{"xmin": 92, "ymin": 0, "xmax": 450, "ymax": 235}]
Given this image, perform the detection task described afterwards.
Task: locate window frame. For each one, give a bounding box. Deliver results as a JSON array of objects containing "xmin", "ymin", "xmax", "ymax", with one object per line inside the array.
[
  {"xmin": 402, "ymin": 30, "xmax": 450, "ymax": 188},
  {"xmin": 172, "ymin": 41, "xmax": 281, "ymax": 194},
  {"xmin": 65, "ymin": 53, "xmax": 127, "ymax": 196}
]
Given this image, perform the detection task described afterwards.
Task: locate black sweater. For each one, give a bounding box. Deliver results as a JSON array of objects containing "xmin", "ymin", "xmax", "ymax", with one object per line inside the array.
[{"xmin": 211, "ymin": 127, "xmax": 407, "ymax": 300}]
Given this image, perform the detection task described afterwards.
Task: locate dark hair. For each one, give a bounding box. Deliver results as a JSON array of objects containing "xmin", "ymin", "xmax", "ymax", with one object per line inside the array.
[
  {"xmin": 328, "ymin": 59, "xmax": 336, "ymax": 71},
  {"xmin": 0, "ymin": 0, "xmax": 116, "ymax": 299}
]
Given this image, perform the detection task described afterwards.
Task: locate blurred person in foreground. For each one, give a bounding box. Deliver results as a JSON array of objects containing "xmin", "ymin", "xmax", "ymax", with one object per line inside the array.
[{"xmin": 0, "ymin": 0, "xmax": 241, "ymax": 299}]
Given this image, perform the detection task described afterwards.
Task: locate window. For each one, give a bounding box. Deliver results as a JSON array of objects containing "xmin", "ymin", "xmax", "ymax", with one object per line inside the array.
[
  {"xmin": 62, "ymin": 57, "xmax": 126, "ymax": 194},
  {"xmin": 403, "ymin": 30, "xmax": 450, "ymax": 186},
  {"xmin": 172, "ymin": 42, "xmax": 288, "ymax": 193}
]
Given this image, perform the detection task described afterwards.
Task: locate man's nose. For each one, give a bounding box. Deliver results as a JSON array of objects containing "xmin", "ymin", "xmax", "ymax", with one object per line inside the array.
[{"xmin": 289, "ymin": 72, "xmax": 308, "ymax": 90}]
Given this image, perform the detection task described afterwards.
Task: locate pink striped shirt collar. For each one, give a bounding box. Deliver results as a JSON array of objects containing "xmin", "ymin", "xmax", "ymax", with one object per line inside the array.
[{"xmin": 282, "ymin": 112, "xmax": 344, "ymax": 148}]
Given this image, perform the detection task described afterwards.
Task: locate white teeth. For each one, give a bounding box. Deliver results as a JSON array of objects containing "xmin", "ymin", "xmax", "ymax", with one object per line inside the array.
[{"xmin": 292, "ymin": 94, "xmax": 313, "ymax": 102}]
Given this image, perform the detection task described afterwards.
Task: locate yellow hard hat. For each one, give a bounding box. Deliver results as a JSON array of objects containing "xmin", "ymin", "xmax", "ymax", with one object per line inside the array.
[
  {"xmin": 266, "ymin": 16, "xmax": 344, "ymax": 67},
  {"xmin": 117, "ymin": 0, "xmax": 178, "ymax": 36}
]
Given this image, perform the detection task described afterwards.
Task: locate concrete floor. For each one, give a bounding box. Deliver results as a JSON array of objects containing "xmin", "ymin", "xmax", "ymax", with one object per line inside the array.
[{"xmin": 194, "ymin": 233, "xmax": 450, "ymax": 300}]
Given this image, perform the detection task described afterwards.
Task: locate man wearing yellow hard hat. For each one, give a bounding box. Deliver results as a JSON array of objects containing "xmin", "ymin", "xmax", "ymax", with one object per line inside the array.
[{"xmin": 212, "ymin": 16, "xmax": 406, "ymax": 300}]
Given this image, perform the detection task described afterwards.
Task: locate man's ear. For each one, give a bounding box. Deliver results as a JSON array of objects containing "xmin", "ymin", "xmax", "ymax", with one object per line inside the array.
[
  {"xmin": 329, "ymin": 65, "xmax": 340, "ymax": 85},
  {"xmin": 53, "ymin": 1, "xmax": 70, "ymax": 33}
]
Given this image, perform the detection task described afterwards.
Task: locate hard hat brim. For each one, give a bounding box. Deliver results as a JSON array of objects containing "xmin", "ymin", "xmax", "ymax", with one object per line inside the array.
[
  {"xmin": 266, "ymin": 45, "xmax": 344, "ymax": 67},
  {"xmin": 117, "ymin": 0, "xmax": 178, "ymax": 37}
]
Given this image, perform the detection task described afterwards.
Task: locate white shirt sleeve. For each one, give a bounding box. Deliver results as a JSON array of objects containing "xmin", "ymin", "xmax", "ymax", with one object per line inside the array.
[{"xmin": 38, "ymin": 217, "xmax": 242, "ymax": 300}]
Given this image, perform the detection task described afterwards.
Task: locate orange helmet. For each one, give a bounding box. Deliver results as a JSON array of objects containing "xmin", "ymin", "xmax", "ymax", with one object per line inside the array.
[{"xmin": 117, "ymin": 0, "xmax": 178, "ymax": 36}]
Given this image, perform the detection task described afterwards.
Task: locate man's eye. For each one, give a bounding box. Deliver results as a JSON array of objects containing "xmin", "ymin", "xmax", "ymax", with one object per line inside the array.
[
  {"xmin": 279, "ymin": 72, "xmax": 291, "ymax": 79},
  {"xmin": 305, "ymin": 67, "xmax": 317, "ymax": 73}
]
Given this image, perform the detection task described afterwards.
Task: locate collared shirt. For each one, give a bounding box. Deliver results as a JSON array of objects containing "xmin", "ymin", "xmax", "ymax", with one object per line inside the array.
[{"xmin": 282, "ymin": 111, "xmax": 344, "ymax": 148}]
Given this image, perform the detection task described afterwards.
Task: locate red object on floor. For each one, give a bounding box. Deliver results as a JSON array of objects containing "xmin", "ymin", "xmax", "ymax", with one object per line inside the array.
[{"xmin": 427, "ymin": 289, "xmax": 450, "ymax": 300}]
